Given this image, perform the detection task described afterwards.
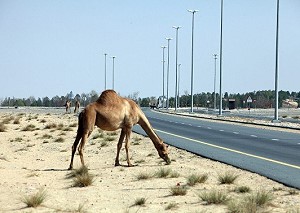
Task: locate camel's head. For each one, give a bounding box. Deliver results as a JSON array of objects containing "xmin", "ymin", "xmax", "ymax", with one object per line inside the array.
[{"xmin": 158, "ymin": 142, "xmax": 171, "ymax": 165}]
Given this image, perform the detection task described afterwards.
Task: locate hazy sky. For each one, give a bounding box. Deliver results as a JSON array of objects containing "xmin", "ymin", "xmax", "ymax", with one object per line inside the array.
[{"xmin": 0, "ymin": 0, "xmax": 299, "ymax": 99}]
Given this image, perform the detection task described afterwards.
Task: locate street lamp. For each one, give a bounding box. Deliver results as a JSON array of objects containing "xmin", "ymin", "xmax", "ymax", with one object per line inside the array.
[
  {"xmin": 273, "ymin": 0, "xmax": 280, "ymax": 123},
  {"xmin": 173, "ymin": 26, "xmax": 181, "ymax": 111},
  {"xmin": 219, "ymin": 0, "xmax": 223, "ymax": 116},
  {"xmin": 104, "ymin": 53, "xmax": 107, "ymax": 90},
  {"xmin": 111, "ymin": 56, "xmax": 116, "ymax": 90},
  {"xmin": 178, "ymin": 63, "xmax": 181, "ymax": 108},
  {"xmin": 188, "ymin": 9, "xmax": 198, "ymax": 113},
  {"xmin": 161, "ymin": 46, "xmax": 166, "ymax": 108},
  {"xmin": 166, "ymin": 37, "xmax": 172, "ymax": 110},
  {"xmin": 213, "ymin": 54, "xmax": 218, "ymax": 110}
]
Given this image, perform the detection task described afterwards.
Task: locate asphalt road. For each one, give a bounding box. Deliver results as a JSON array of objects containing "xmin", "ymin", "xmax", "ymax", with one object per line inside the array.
[{"xmin": 133, "ymin": 109, "xmax": 300, "ymax": 189}]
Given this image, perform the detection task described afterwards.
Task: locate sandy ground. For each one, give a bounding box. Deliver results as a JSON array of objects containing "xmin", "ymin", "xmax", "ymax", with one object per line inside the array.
[{"xmin": 0, "ymin": 108, "xmax": 300, "ymax": 213}]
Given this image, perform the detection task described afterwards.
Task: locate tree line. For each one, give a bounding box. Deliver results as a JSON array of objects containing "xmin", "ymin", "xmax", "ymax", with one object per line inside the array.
[{"xmin": 1, "ymin": 90, "xmax": 299, "ymax": 109}]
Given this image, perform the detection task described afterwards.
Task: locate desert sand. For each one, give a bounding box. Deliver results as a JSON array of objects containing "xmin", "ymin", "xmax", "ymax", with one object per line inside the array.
[{"xmin": 0, "ymin": 107, "xmax": 299, "ymax": 213}]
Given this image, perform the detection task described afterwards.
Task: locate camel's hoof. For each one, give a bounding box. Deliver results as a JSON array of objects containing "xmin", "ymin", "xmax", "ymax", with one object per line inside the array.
[
  {"xmin": 68, "ymin": 166, "xmax": 73, "ymax": 170},
  {"xmin": 115, "ymin": 162, "xmax": 120, "ymax": 167}
]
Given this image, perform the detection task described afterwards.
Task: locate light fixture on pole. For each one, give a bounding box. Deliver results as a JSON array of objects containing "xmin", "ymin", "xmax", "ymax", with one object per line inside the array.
[
  {"xmin": 273, "ymin": 0, "xmax": 280, "ymax": 123},
  {"xmin": 213, "ymin": 54, "xmax": 218, "ymax": 110},
  {"xmin": 161, "ymin": 46, "xmax": 166, "ymax": 108},
  {"xmin": 219, "ymin": 0, "xmax": 223, "ymax": 116},
  {"xmin": 111, "ymin": 56, "xmax": 116, "ymax": 90},
  {"xmin": 166, "ymin": 37, "xmax": 172, "ymax": 110},
  {"xmin": 173, "ymin": 26, "xmax": 181, "ymax": 111},
  {"xmin": 104, "ymin": 53, "xmax": 108, "ymax": 90},
  {"xmin": 188, "ymin": 9, "xmax": 198, "ymax": 113}
]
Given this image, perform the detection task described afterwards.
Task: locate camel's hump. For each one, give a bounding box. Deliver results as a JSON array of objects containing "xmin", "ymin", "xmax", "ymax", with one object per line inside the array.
[{"xmin": 96, "ymin": 90, "xmax": 120, "ymax": 104}]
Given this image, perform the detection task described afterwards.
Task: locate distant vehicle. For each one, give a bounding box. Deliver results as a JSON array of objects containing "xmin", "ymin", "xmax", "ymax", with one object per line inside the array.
[{"xmin": 156, "ymin": 96, "xmax": 167, "ymax": 109}]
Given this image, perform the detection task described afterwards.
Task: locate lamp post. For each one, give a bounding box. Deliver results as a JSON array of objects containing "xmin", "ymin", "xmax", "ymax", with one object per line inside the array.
[
  {"xmin": 188, "ymin": 9, "xmax": 198, "ymax": 113},
  {"xmin": 166, "ymin": 37, "xmax": 172, "ymax": 110},
  {"xmin": 213, "ymin": 54, "xmax": 218, "ymax": 110},
  {"xmin": 161, "ymin": 46, "xmax": 166, "ymax": 108},
  {"xmin": 173, "ymin": 26, "xmax": 181, "ymax": 111},
  {"xmin": 273, "ymin": 0, "xmax": 280, "ymax": 123},
  {"xmin": 111, "ymin": 56, "xmax": 116, "ymax": 90},
  {"xmin": 178, "ymin": 63, "xmax": 181, "ymax": 108},
  {"xmin": 219, "ymin": 0, "xmax": 223, "ymax": 116},
  {"xmin": 104, "ymin": 53, "xmax": 107, "ymax": 90}
]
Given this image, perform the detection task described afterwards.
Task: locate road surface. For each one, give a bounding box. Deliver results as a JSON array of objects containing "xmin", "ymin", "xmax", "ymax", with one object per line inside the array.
[{"xmin": 133, "ymin": 109, "xmax": 300, "ymax": 189}]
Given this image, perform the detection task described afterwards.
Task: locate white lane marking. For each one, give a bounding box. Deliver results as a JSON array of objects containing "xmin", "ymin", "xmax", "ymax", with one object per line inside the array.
[
  {"xmin": 272, "ymin": 139, "xmax": 279, "ymax": 141},
  {"xmin": 233, "ymin": 132, "xmax": 239, "ymax": 134},
  {"xmin": 207, "ymin": 127, "xmax": 212, "ymax": 129},
  {"xmin": 188, "ymin": 124, "xmax": 192, "ymax": 126},
  {"xmin": 181, "ymin": 123, "xmax": 185, "ymax": 125},
  {"xmin": 155, "ymin": 128, "xmax": 300, "ymax": 170},
  {"xmin": 197, "ymin": 125, "xmax": 202, "ymax": 128},
  {"xmin": 219, "ymin": 130, "xmax": 224, "ymax": 132},
  {"xmin": 250, "ymin": 135, "xmax": 257, "ymax": 138}
]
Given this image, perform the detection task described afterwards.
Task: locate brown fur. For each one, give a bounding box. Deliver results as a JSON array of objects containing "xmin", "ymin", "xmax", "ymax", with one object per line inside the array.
[
  {"xmin": 68, "ymin": 90, "xmax": 170, "ymax": 169},
  {"xmin": 74, "ymin": 100, "xmax": 80, "ymax": 113},
  {"xmin": 64, "ymin": 100, "xmax": 71, "ymax": 113}
]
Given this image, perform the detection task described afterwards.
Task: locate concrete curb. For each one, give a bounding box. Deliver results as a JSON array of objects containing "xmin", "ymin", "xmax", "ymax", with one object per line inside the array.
[{"xmin": 155, "ymin": 109, "xmax": 300, "ymax": 131}]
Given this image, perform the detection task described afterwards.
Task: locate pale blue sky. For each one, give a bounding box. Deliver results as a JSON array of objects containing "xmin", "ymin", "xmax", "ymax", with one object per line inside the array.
[{"xmin": 0, "ymin": 0, "xmax": 299, "ymax": 99}]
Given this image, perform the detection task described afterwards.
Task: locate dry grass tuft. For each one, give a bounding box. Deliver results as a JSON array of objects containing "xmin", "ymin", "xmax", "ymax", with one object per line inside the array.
[
  {"xmin": 13, "ymin": 117, "xmax": 21, "ymax": 124},
  {"xmin": 22, "ymin": 124, "xmax": 36, "ymax": 131},
  {"xmin": 187, "ymin": 174, "xmax": 208, "ymax": 186},
  {"xmin": 218, "ymin": 171, "xmax": 238, "ymax": 184},
  {"xmin": 54, "ymin": 137, "xmax": 65, "ymax": 143},
  {"xmin": 155, "ymin": 167, "xmax": 172, "ymax": 178},
  {"xmin": 234, "ymin": 185, "xmax": 251, "ymax": 193},
  {"xmin": 198, "ymin": 189, "xmax": 229, "ymax": 204},
  {"xmin": 73, "ymin": 173, "xmax": 95, "ymax": 187},
  {"xmin": 44, "ymin": 123, "xmax": 57, "ymax": 129},
  {"xmin": 165, "ymin": 202, "xmax": 178, "ymax": 210},
  {"xmin": 21, "ymin": 188, "xmax": 47, "ymax": 208},
  {"xmin": 170, "ymin": 185, "xmax": 188, "ymax": 196},
  {"xmin": 227, "ymin": 190, "xmax": 273, "ymax": 213},
  {"xmin": 0, "ymin": 122, "xmax": 7, "ymax": 132},
  {"xmin": 136, "ymin": 172, "xmax": 153, "ymax": 180},
  {"xmin": 133, "ymin": 197, "xmax": 146, "ymax": 206},
  {"xmin": 68, "ymin": 166, "xmax": 94, "ymax": 187}
]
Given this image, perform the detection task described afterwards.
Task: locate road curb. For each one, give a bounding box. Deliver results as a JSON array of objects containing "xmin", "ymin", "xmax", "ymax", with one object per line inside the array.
[{"xmin": 155, "ymin": 109, "xmax": 300, "ymax": 131}]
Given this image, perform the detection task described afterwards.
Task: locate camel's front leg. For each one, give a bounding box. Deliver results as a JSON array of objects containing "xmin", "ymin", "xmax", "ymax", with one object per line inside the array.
[
  {"xmin": 115, "ymin": 129, "xmax": 125, "ymax": 166},
  {"xmin": 125, "ymin": 130, "xmax": 133, "ymax": 167}
]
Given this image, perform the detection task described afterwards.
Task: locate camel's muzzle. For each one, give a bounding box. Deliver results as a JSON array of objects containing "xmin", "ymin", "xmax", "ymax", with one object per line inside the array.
[{"xmin": 164, "ymin": 155, "xmax": 171, "ymax": 165}]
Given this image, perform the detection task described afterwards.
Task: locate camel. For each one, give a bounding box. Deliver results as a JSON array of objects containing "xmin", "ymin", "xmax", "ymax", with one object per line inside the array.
[
  {"xmin": 64, "ymin": 100, "xmax": 71, "ymax": 113},
  {"xmin": 68, "ymin": 90, "xmax": 171, "ymax": 170},
  {"xmin": 74, "ymin": 100, "xmax": 80, "ymax": 113}
]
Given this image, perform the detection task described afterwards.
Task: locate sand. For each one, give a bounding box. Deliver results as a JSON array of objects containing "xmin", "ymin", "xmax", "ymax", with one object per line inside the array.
[{"xmin": 0, "ymin": 108, "xmax": 299, "ymax": 213}]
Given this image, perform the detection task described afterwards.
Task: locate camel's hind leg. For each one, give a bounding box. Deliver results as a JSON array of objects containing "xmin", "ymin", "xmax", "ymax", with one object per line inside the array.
[
  {"xmin": 115, "ymin": 129, "xmax": 126, "ymax": 166},
  {"xmin": 68, "ymin": 132, "xmax": 82, "ymax": 170},
  {"xmin": 124, "ymin": 129, "xmax": 133, "ymax": 167},
  {"xmin": 78, "ymin": 132, "xmax": 89, "ymax": 167}
]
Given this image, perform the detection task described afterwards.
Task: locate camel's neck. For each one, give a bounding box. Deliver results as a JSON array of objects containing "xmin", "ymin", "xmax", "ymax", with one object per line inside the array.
[{"xmin": 138, "ymin": 112, "xmax": 163, "ymax": 149}]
